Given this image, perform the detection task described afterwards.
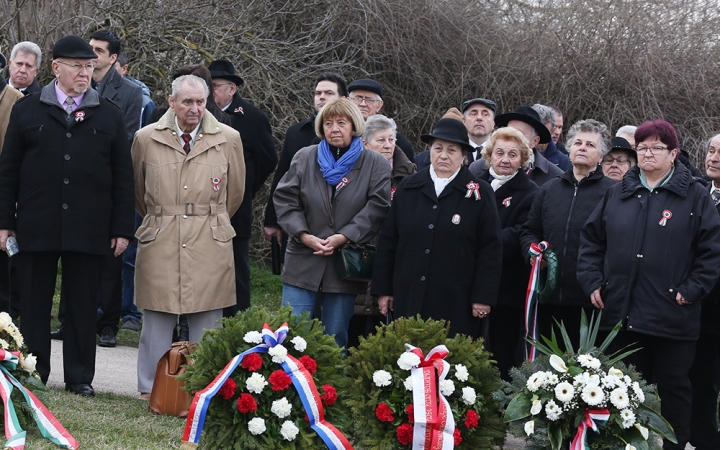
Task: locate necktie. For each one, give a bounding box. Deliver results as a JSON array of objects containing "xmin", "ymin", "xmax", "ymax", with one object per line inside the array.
[
  {"xmin": 181, "ymin": 134, "xmax": 192, "ymax": 154},
  {"xmin": 65, "ymin": 97, "xmax": 75, "ymax": 116},
  {"xmin": 712, "ymin": 189, "xmax": 720, "ymax": 205}
]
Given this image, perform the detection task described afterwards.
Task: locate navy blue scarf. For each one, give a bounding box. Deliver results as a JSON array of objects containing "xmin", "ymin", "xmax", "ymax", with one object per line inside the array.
[{"xmin": 317, "ymin": 137, "xmax": 364, "ymax": 185}]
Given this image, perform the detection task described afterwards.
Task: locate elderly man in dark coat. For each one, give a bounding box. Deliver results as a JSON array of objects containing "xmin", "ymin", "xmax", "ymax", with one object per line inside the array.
[{"xmin": 0, "ymin": 36, "xmax": 135, "ymax": 397}]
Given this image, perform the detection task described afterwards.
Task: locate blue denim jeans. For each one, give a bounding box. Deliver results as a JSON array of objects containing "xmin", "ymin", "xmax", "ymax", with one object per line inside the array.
[
  {"xmin": 120, "ymin": 245, "xmax": 142, "ymax": 322},
  {"xmin": 281, "ymin": 284, "xmax": 354, "ymax": 352}
]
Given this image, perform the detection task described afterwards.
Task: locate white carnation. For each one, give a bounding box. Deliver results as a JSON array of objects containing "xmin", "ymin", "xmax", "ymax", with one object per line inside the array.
[
  {"xmin": 610, "ymin": 388, "xmax": 630, "ymax": 409},
  {"xmin": 290, "ymin": 336, "xmax": 307, "ymax": 352},
  {"xmin": 454, "ymin": 364, "xmax": 469, "ymax": 382},
  {"xmin": 461, "ymin": 387, "xmax": 476, "ymax": 405},
  {"xmin": 22, "ymin": 353, "xmax": 37, "ymax": 373},
  {"xmin": 248, "ymin": 417, "xmax": 266, "ymax": 435},
  {"xmin": 439, "ymin": 379, "xmax": 455, "ymax": 396},
  {"xmin": 530, "ymin": 399, "xmax": 542, "ymax": 415},
  {"xmin": 524, "ymin": 420, "xmax": 534, "ymax": 436},
  {"xmin": 268, "ymin": 344, "xmax": 288, "ymax": 363},
  {"xmin": 280, "ymin": 421, "xmax": 299, "ymax": 441},
  {"xmin": 526, "ymin": 371, "xmax": 547, "ymax": 392},
  {"xmin": 577, "ymin": 354, "xmax": 601, "ymax": 370},
  {"xmin": 404, "ymin": 376, "xmax": 414, "ymax": 391},
  {"xmin": 397, "ymin": 352, "xmax": 421, "ymax": 370},
  {"xmin": 545, "ymin": 399, "xmax": 561, "ymax": 421},
  {"xmin": 554, "ymin": 382, "xmax": 575, "ymax": 403},
  {"xmin": 372, "ymin": 370, "xmax": 392, "ymax": 387},
  {"xmin": 243, "ymin": 330, "xmax": 263, "ymax": 344},
  {"xmin": 271, "ymin": 397, "xmax": 293, "ymax": 418},
  {"xmin": 246, "ymin": 373, "xmax": 268, "ymax": 394},
  {"xmin": 620, "ymin": 409, "xmax": 636, "ymax": 428},
  {"xmin": 632, "ymin": 382, "xmax": 645, "ymax": 403},
  {"xmin": 581, "ymin": 384, "xmax": 604, "ymax": 406}
]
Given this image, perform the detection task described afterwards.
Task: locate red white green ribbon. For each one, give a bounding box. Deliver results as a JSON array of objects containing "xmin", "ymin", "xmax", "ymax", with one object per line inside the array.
[
  {"xmin": 658, "ymin": 209, "xmax": 672, "ymax": 226},
  {"xmin": 406, "ymin": 344, "xmax": 454, "ymax": 450},
  {"xmin": 465, "ymin": 181, "xmax": 481, "ymax": 200},
  {"xmin": 524, "ymin": 241, "xmax": 550, "ymax": 361},
  {"xmin": 0, "ymin": 349, "xmax": 78, "ymax": 450},
  {"xmin": 570, "ymin": 408, "xmax": 610, "ymax": 450}
]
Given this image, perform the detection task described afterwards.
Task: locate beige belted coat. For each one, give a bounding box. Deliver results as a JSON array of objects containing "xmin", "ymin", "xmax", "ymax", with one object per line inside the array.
[{"xmin": 131, "ymin": 109, "xmax": 245, "ymax": 314}]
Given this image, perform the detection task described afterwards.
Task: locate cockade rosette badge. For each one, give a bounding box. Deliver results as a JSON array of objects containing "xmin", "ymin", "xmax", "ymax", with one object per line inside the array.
[
  {"xmin": 343, "ymin": 316, "xmax": 506, "ymax": 449},
  {"xmin": 179, "ymin": 307, "xmax": 352, "ymax": 450},
  {"xmin": 497, "ymin": 311, "xmax": 676, "ymax": 450}
]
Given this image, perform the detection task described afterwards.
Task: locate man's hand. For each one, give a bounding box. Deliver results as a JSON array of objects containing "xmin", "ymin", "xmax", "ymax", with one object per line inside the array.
[
  {"xmin": 111, "ymin": 237, "xmax": 130, "ymax": 257},
  {"xmin": 0, "ymin": 230, "xmax": 16, "ymax": 251},
  {"xmin": 590, "ymin": 288, "xmax": 604, "ymax": 309},
  {"xmin": 263, "ymin": 226, "xmax": 283, "ymax": 243},
  {"xmin": 472, "ymin": 302, "xmax": 491, "ymax": 318},
  {"xmin": 676, "ymin": 292, "xmax": 690, "ymax": 306},
  {"xmin": 378, "ymin": 295, "xmax": 394, "ymax": 315}
]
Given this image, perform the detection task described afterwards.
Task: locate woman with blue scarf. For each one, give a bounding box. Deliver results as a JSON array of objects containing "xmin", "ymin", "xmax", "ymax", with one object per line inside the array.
[{"xmin": 274, "ymin": 98, "xmax": 391, "ymax": 351}]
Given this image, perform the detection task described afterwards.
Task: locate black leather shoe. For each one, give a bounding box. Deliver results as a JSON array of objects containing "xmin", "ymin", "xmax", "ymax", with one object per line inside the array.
[
  {"xmin": 65, "ymin": 382, "xmax": 95, "ymax": 397},
  {"xmin": 98, "ymin": 327, "xmax": 116, "ymax": 348},
  {"xmin": 50, "ymin": 326, "xmax": 64, "ymax": 340}
]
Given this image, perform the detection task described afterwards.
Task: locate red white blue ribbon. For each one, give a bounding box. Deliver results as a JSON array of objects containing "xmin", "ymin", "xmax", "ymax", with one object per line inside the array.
[
  {"xmin": 181, "ymin": 323, "xmax": 352, "ymax": 449},
  {"xmin": 465, "ymin": 181, "xmax": 481, "ymax": 200},
  {"xmin": 570, "ymin": 409, "xmax": 610, "ymax": 450},
  {"xmin": 0, "ymin": 349, "xmax": 78, "ymax": 450},
  {"xmin": 525, "ymin": 241, "xmax": 549, "ymax": 361},
  {"xmin": 406, "ymin": 344, "xmax": 454, "ymax": 450}
]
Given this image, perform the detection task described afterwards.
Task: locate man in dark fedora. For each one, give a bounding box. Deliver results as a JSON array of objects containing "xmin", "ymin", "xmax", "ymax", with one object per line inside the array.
[
  {"xmin": 470, "ymin": 105, "xmax": 562, "ymax": 186},
  {"xmin": 0, "ymin": 35, "xmax": 135, "ymax": 397},
  {"xmin": 208, "ymin": 59, "xmax": 277, "ymax": 316}
]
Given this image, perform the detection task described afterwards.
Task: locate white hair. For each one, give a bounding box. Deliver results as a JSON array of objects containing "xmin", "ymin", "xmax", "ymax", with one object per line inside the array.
[
  {"xmin": 615, "ymin": 125, "xmax": 637, "ymax": 138},
  {"xmin": 171, "ymin": 74, "xmax": 209, "ymax": 99}
]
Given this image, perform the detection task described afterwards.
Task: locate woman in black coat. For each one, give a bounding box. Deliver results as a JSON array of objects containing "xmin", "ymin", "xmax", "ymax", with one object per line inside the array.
[
  {"xmin": 577, "ymin": 120, "xmax": 720, "ymax": 450},
  {"xmin": 477, "ymin": 127, "xmax": 538, "ymax": 379},
  {"xmin": 520, "ymin": 119, "xmax": 615, "ymax": 348},
  {"xmin": 372, "ymin": 118, "xmax": 502, "ymax": 337}
]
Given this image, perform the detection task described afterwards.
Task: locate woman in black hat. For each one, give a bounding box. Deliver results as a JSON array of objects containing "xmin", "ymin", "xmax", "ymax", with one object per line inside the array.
[{"xmin": 371, "ymin": 118, "xmax": 502, "ymax": 337}]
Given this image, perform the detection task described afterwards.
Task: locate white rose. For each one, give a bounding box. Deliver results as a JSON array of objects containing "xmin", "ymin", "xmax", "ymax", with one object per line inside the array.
[
  {"xmin": 404, "ymin": 376, "xmax": 414, "ymax": 391},
  {"xmin": 634, "ymin": 423, "xmax": 649, "ymax": 440},
  {"xmin": 372, "ymin": 370, "xmax": 392, "ymax": 387},
  {"xmin": 268, "ymin": 344, "xmax": 288, "ymax": 363},
  {"xmin": 243, "ymin": 331, "xmax": 263, "ymax": 344},
  {"xmin": 397, "ymin": 352, "xmax": 421, "ymax": 370},
  {"xmin": 290, "ymin": 336, "xmax": 307, "ymax": 352},
  {"xmin": 454, "ymin": 364, "xmax": 469, "ymax": 382},
  {"xmin": 461, "ymin": 386, "xmax": 476, "ymax": 405},
  {"xmin": 549, "ymin": 355, "xmax": 568, "ymax": 373},
  {"xmin": 22, "ymin": 353, "xmax": 37, "ymax": 373},
  {"xmin": 271, "ymin": 397, "xmax": 293, "ymax": 418},
  {"xmin": 524, "ymin": 420, "xmax": 534, "ymax": 436},
  {"xmin": 530, "ymin": 399, "xmax": 542, "ymax": 415},
  {"xmin": 280, "ymin": 421, "xmax": 299, "ymax": 441},
  {"xmin": 439, "ymin": 379, "xmax": 455, "ymax": 396},
  {"xmin": 246, "ymin": 373, "xmax": 268, "ymax": 394},
  {"xmin": 248, "ymin": 417, "xmax": 266, "ymax": 435}
]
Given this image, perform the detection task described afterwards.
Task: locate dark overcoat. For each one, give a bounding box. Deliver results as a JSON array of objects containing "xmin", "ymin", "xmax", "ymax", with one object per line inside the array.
[
  {"xmin": 700, "ymin": 189, "xmax": 720, "ymax": 336},
  {"xmin": 95, "ymin": 66, "xmax": 143, "ymax": 141},
  {"xmin": 0, "ymin": 83, "xmax": 135, "ymax": 255},
  {"xmin": 371, "ymin": 166, "xmax": 503, "ymax": 337}
]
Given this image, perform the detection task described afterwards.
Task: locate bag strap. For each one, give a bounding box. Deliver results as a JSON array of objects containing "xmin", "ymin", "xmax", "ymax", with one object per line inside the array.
[{"xmin": 322, "ymin": 184, "xmax": 336, "ymax": 233}]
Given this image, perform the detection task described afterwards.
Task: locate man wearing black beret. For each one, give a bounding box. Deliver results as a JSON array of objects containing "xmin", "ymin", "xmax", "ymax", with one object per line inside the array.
[{"xmin": 0, "ymin": 35, "xmax": 135, "ymax": 397}]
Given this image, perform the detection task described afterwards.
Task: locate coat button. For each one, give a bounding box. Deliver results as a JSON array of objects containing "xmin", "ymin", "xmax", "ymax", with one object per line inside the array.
[
  {"xmin": 636, "ymin": 254, "xmax": 643, "ymax": 258},
  {"xmin": 63, "ymin": 178, "xmax": 69, "ymax": 184},
  {"xmin": 183, "ymin": 185, "xmax": 188, "ymax": 189},
  {"xmin": 637, "ymin": 194, "xmax": 641, "ymax": 198},
  {"xmin": 183, "ymin": 215, "xmax": 187, "ymax": 219},
  {"xmin": 66, "ymin": 133, "xmax": 71, "ymax": 138},
  {"xmin": 425, "ymin": 249, "xmax": 430, "ymax": 254},
  {"xmin": 62, "ymin": 203, "xmax": 68, "ymax": 210},
  {"xmin": 428, "ymin": 224, "xmax": 434, "ymax": 230},
  {"xmin": 182, "ymin": 244, "xmax": 187, "ymax": 248},
  {"xmin": 669, "ymin": 289, "xmax": 673, "ymax": 293},
  {"xmin": 432, "ymin": 205, "xmax": 438, "ymax": 209},
  {"xmin": 64, "ymin": 154, "xmax": 70, "ymax": 160},
  {"xmin": 420, "ymin": 276, "xmax": 426, "ymax": 281}
]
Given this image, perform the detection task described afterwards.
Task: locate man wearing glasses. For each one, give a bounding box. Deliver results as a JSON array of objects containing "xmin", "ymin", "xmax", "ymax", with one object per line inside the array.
[
  {"xmin": 0, "ymin": 36, "xmax": 134, "ymax": 397},
  {"xmin": 347, "ymin": 78, "xmax": 415, "ymax": 162},
  {"xmin": 601, "ymin": 136, "xmax": 637, "ymax": 182}
]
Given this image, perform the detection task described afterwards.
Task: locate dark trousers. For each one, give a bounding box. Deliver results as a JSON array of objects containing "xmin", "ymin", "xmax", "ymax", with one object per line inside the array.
[
  {"xmin": 690, "ymin": 332, "xmax": 720, "ymax": 450},
  {"xmin": 537, "ymin": 304, "xmax": 593, "ymax": 351},
  {"xmin": 0, "ymin": 251, "xmax": 20, "ymax": 319},
  {"xmin": 96, "ymin": 249, "xmax": 123, "ymax": 334},
  {"xmin": 487, "ymin": 305, "xmax": 525, "ymax": 381},
  {"xmin": 607, "ymin": 330, "xmax": 696, "ymax": 450},
  {"xmin": 18, "ymin": 251, "xmax": 104, "ymax": 384},
  {"xmin": 223, "ymin": 236, "xmax": 250, "ymax": 318}
]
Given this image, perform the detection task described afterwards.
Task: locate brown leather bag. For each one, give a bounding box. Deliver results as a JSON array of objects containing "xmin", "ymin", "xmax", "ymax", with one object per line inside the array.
[{"xmin": 149, "ymin": 341, "xmax": 197, "ymax": 417}]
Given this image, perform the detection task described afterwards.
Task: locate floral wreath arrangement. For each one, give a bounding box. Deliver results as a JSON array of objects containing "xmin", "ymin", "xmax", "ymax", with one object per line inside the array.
[
  {"xmin": 0, "ymin": 312, "xmax": 79, "ymax": 449},
  {"xmin": 343, "ymin": 315, "xmax": 506, "ymax": 449},
  {"xmin": 179, "ymin": 306, "xmax": 352, "ymax": 450},
  {"xmin": 496, "ymin": 311, "xmax": 676, "ymax": 450}
]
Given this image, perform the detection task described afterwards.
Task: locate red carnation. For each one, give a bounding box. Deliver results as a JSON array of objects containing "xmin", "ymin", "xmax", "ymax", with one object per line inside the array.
[
  {"xmin": 375, "ymin": 402, "xmax": 395, "ymax": 422},
  {"xmin": 396, "ymin": 423, "xmax": 413, "ymax": 445},
  {"xmin": 241, "ymin": 353, "xmax": 263, "ymax": 372},
  {"xmin": 464, "ymin": 409, "xmax": 479, "ymax": 429},
  {"xmin": 269, "ymin": 369, "xmax": 292, "ymax": 391},
  {"xmin": 405, "ymin": 404, "xmax": 414, "ymax": 424},
  {"xmin": 236, "ymin": 393, "xmax": 257, "ymax": 414},
  {"xmin": 453, "ymin": 428, "xmax": 462, "ymax": 446},
  {"xmin": 218, "ymin": 378, "xmax": 237, "ymax": 400},
  {"xmin": 299, "ymin": 355, "xmax": 317, "ymax": 374},
  {"xmin": 321, "ymin": 384, "xmax": 337, "ymax": 406}
]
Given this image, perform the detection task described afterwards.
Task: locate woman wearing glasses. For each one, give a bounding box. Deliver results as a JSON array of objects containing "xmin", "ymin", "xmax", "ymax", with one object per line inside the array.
[
  {"xmin": 601, "ymin": 136, "xmax": 637, "ymax": 182},
  {"xmin": 577, "ymin": 120, "xmax": 720, "ymax": 450}
]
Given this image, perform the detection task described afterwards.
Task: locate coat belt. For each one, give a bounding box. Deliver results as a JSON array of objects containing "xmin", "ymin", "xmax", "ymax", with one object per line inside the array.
[{"xmin": 146, "ymin": 203, "xmax": 227, "ymax": 216}]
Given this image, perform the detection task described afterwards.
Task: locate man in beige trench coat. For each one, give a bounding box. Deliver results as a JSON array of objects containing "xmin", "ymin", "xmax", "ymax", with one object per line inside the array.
[{"xmin": 131, "ymin": 74, "xmax": 245, "ymax": 396}]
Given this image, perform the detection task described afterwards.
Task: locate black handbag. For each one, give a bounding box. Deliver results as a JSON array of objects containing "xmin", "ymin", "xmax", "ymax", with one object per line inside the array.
[{"xmin": 334, "ymin": 243, "xmax": 376, "ymax": 282}]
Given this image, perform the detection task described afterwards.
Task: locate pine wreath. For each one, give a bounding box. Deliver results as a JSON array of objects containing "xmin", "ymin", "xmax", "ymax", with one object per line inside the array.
[{"xmin": 342, "ymin": 315, "xmax": 506, "ymax": 449}]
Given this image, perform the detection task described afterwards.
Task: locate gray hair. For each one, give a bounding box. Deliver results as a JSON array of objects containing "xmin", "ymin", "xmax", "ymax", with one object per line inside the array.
[
  {"xmin": 705, "ymin": 132, "xmax": 720, "ymax": 153},
  {"xmin": 532, "ymin": 104, "xmax": 556, "ymax": 128},
  {"xmin": 10, "ymin": 41, "xmax": 42, "ymax": 68},
  {"xmin": 566, "ymin": 119, "xmax": 612, "ymax": 155},
  {"xmin": 171, "ymin": 74, "xmax": 209, "ymax": 100},
  {"xmin": 615, "ymin": 125, "xmax": 637, "ymax": 138},
  {"xmin": 363, "ymin": 114, "xmax": 396, "ymax": 141}
]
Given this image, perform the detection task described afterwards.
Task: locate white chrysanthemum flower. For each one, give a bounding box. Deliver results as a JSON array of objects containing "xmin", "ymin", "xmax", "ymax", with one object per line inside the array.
[
  {"xmin": 439, "ymin": 379, "xmax": 455, "ymax": 396},
  {"xmin": 0, "ymin": 312, "xmax": 12, "ymax": 328},
  {"xmin": 248, "ymin": 417, "xmax": 266, "ymax": 435},
  {"xmin": 632, "ymin": 382, "xmax": 645, "ymax": 403},
  {"xmin": 271, "ymin": 397, "xmax": 293, "ymax": 418},
  {"xmin": 587, "ymin": 373, "xmax": 600, "ymax": 386},
  {"xmin": 620, "ymin": 409, "xmax": 636, "ymax": 428},
  {"xmin": 454, "ymin": 364, "xmax": 469, "ymax": 382},
  {"xmin": 280, "ymin": 421, "xmax": 299, "ymax": 441},
  {"xmin": 268, "ymin": 344, "xmax": 288, "ymax": 363},
  {"xmin": 526, "ymin": 371, "xmax": 547, "ymax": 392},
  {"xmin": 573, "ymin": 372, "xmax": 590, "ymax": 388},
  {"xmin": 624, "ymin": 375, "xmax": 632, "ymax": 386},
  {"xmin": 545, "ymin": 372, "xmax": 559, "ymax": 385},
  {"xmin": 0, "ymin": 338, "xmax": 8, "ymax": 350},
  {"xmin": 577, "ymin": 354, "xmax": 601, "ymax": 370},
  {"xmin": 246, "ymin": 373, "xmax": 268, "ymax": 394},
  {"xmin": 581, "ymin": 384, "xmax": 605, "ymax": 406},
  {"xmin": 608, "ymin": 366, "xmax": 623, "ymax": 377},
  {"xmin": 601, "ymin": 375, "xmax": 622, "ymax": 389},
  {"xmin": 397, "ymin": 352, "xmax": 421, "ymax": 370},
  {"xmin": 634, "ymin": 423, "xmax": 649, "ymax": 440},
  {"xmin": 290, "ymin": 336, "xmax": 307, "ymax": 352},
  {"xmin": 461, "ymin": 387, "xmax": 476, "ymax": 405},
  {"xmin": 12, "ymin": 332, "xmax": 22, "ymax": 347},
  {"xmin": 243, "ymin": 330, "xmax": 263, "ymax": 344},
  {"xmin": 530, "ymin": 399, "xmax": 542, "ymax": 415},
  {"xmin": 545, "ymin": 399, "xmax": 561, "ymax": 421},
  {"xmin": 372, "ymin": 370, "xmax": 392, "ymax": 387},
  {"xmin": 404, "ymin": 376, "xmax": 414, "ymax": 391},
  {"xmin": 549, "ymin": 355, "xmax": 568, "ymax": 373},
  {"xmin": 610, "ymin": 388, "xmax": 630, "ymax": 409},
  {"xmin": 524, "ymin": 420, "xmax": 534, "ymax": 436},
  {"xmin": 554, "ymin": 382, "xmax": 575, "ymax": 403},
  {"xmin": 22, "ymin": 353, "xmax": 37, "ymax": 373}
]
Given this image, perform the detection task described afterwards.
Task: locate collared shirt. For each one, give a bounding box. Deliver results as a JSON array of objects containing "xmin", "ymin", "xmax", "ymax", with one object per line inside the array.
[
  {"xmin": 174, "ymin": 117, "xmax": 200, "ymax": 150},
  {"xmin": 710, "ymin": 181, "xmax": 720, "ymax": 204},
  {"xmin": 639, "ymin": 165, "xmax": 674, "ymax": 192},
  {"xmin": 8, "ymin": 80, "xmax": 24, "ymax": 92},
  {"xmin": 53, "ymin": 80, "xmax": 85, "ymax": 113}
]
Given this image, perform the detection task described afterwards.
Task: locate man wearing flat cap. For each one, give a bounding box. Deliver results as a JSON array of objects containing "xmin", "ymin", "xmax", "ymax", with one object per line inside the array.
[
  {"xmin": 208, "ymin": 59, "xmax": 277, "ymax": 315},
  {"xmin": 347, "ymin": 78, "xmax": 415, "ymax": 162},
  {"xmin": 0, "ymin": 35, "xmax": 135, "ymax": 397}
]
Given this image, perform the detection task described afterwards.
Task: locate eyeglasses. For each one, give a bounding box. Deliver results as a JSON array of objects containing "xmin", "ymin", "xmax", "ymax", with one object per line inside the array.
[
  {"xmin": 212, "ymin": 82, "xmax": 233, "ymax": 89},
  {"xmin": 636, "ymin": 145, "xmax": 669, "ymax": 155},
  {"xmin": 603, "ymin": 155, "xmax": 631, "ymax": 164},
  {"xmin": 56, "ymin": 61, "xmax": 95, "ymax": 72},
  {"xmin": 350, "ymin": 96, "xmax": 380, "ymax": 105}
]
